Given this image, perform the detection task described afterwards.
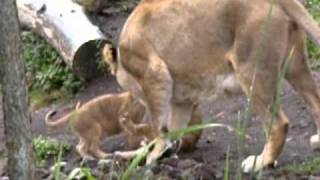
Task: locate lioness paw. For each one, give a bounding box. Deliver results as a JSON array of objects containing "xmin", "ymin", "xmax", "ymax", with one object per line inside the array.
[
  {"xmin": 241, "ymin": 155, "xmax": 263, "ymax": 173},
  {"xmin": 310, "ymin": 134, "xmax": 320, "ymax": 150},
  {"xmin": 241, "ymin": 155, "xmax": 277, "ymax": 173},
  {"xmin": 146, "ymin": 138, "xmax": 172, "ymax": 165}
]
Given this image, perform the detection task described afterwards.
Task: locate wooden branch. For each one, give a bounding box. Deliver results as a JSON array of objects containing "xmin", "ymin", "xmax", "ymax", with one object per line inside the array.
[{"xmin": 17, "ymin": 0, "xmax": 107, "ymax": 80}]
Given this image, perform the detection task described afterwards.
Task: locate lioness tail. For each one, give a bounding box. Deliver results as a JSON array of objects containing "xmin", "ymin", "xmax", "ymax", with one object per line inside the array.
[{"xmin": 279, "ymin": 0, "xmax": 320, "ymax": 46}]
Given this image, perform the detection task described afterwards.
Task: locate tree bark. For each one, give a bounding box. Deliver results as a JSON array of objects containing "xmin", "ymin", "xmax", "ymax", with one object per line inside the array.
[
  {"xmin": 0, "ymin": 0, "xmax": 34, "ymax": 179},
  {"xmin": 17, "ymin": 0, "xmax": 107, "ymax": 81}
]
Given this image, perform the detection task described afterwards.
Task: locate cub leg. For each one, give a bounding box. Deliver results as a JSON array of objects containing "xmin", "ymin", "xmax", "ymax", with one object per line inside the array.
[
  {"xmin": 86, "ymin": 124, "xmax": 111, "ymax": 159},
  {"xmin": 76, "ymin": 138, "xmax": 93, "ymax": 160}
]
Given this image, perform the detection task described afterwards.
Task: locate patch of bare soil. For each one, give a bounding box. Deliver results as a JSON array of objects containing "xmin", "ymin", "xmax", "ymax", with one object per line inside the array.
[
  {"xmin": 1, "ymin": 1, "xmax": 320, "ymax": 179},
  {"xmin": 27, "ymin": 73, "xmax": 320, "ymax": 180}
]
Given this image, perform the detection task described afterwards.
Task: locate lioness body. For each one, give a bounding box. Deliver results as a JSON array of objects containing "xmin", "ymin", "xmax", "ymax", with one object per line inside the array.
[{"xmin": 109, "ymin": 0, "xmax": 320, "ymax": 172}]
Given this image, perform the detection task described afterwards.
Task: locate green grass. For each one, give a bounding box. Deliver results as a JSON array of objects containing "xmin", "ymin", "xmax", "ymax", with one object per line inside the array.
[{"xmin": 283, "ymin": 158, "xmax": 320, "ymax": 175}]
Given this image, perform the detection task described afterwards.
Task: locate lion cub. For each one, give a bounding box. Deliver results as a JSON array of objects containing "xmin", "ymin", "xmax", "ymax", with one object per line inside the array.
[{"xmin": 45, "ymin": 92, "xmax": 147, "ymax": 159}]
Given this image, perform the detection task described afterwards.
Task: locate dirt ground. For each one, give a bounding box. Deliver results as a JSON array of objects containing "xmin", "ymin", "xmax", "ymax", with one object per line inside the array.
[
  {"xmin": 1, "ymin": 1, "xmax": 320, "ymax": 179},
  {"xmin": 27, "ymin": 74, "xmax": 320, "ymax": 180}
]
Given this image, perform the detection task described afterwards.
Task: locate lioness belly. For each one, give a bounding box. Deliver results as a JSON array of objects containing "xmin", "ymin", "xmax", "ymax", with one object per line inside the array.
[{"xmin": 173, "ymin": 72, "xmax": 242, "ymax": 103}]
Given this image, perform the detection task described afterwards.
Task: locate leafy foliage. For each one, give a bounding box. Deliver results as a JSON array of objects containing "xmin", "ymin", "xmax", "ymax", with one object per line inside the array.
[
  {"xmin": 22, "ymin": 31, "xmax": 82, "ymax": 100},
  {"xmin": 33, "ymin": 135, "xmax": 71, "ymax": 166},
  {"xmin": 67, "ymin": 168, "xmax": 96, "ymax": 180},
  {"xmin": 306, "ymin": 0, "xmax": 320, "ymax": 68}
]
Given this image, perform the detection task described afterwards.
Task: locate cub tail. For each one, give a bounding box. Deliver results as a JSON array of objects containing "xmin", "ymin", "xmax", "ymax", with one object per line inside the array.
[{"xmin": 45, "ymin": 101, "xmax": 81, "ymax": 129}]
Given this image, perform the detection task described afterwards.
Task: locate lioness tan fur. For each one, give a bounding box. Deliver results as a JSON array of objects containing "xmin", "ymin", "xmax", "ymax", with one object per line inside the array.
[
  {"xmin": 45, "ymin": 91, "xmax": 202, "ymax": 159},
  {"xmin": 45, "ymin": 92, "xmax": 147, "ymax": 159},
  {"xmin": 103, "ymin": 0, "xmax": 320, "ymax": 173}
]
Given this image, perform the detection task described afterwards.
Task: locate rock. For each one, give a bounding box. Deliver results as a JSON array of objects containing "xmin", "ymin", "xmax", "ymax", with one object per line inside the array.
[
  {"xmin": 0, "ymin": 158, "xmax": 7, "ymax": 176},
  {"xmin": 67, "ymin": 167, "xmax": 86, "ymax": 180},
  {"xmin": 34, "ymin": 168, "xmax": 50, "ymax": 179},
  {"xmin": 215, "ymin": 171, "xmax": 223, "ymax": 179},
  {"xmin": 309, "ymin": 176, "xmax": 320, "ymax": 180},
  {"xmin": 103, "ymin": 171, "xmax": 118, "ymax": 180},
  {"xmin": 49, "ymin": 161, "xmax": 67, "ymax": 172},
  {"xmin": 286, "ymin": 137, "xmax": 293, "ymax": 143},
  {"xmin": 0, "ymin": 176, "xmax": 9, "ymax": 180},
  {"xmin": 97, "ymin": 159, "xmax": 113, "ymax": 171},
  {"xmin": 80, "ymin": 158, "xmax": 98, "ymax": 168},
  {"xmin": 300, "ymin": 121, "xmax": 308, "ymax": 128},
  {"xmin": 144, "ymin": 169, "xmax": 154, "ymax": 177},
  {"xmin": 177, "ymin": 159, "xmax": 199, "ymax": 169},
  {"xmin": 44, "ymin": 173, "xmax": 67, "ymax": 180}
]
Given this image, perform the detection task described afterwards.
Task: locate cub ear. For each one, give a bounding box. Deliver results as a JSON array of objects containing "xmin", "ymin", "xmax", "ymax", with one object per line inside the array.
[{"xmin": 102, "ymin": 43, "xmax": 117, "ymax": 75}]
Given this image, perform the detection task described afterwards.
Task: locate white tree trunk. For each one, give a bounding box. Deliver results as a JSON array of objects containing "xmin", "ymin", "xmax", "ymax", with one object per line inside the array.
[{"xmin": 17, "ymin": 0, "xmax": 107, "ymax": 80}]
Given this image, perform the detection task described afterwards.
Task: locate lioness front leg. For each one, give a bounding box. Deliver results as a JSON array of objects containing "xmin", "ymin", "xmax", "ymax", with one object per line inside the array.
[{"xmin": 119, "ymin": 46, "xmax": 173, "ymax": 164}]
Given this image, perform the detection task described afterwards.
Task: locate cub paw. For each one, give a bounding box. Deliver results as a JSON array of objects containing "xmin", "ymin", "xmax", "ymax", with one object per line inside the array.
[{"xmin": 310, "ymin": 134, "xmax": 320, "ymax": 150}]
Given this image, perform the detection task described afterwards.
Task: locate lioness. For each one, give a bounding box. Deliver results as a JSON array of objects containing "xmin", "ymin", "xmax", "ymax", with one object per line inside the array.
[
  {"xmin": 45, "ymin": 92, "xmax": 202, "ymax": 159},
  {"xmin": 45, "ymin": 92, "xmax": 147, "ymax": 159},
  {"xmin": 103, "ymin": 0, "xmax": 320, "ymax": 173}
]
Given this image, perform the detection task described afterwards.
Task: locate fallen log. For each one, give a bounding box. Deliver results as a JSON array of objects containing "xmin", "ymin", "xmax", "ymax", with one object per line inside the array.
[{"xmin": 17, "ymin": 0, "xmax": 107, "ymax": 80}]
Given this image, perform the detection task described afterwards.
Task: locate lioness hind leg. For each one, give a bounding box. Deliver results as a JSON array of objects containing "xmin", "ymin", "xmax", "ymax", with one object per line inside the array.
[
  {"xmin": 235, "ymin": 68, "xmax": 290, "ymax": 173},
  {"xmin": 235, "ymin": 66, "xmax": 289, "ymax": 173},
  {"xmin": 228, "ymin": 25, "xmax": 290, "ymax": 172},
  {"xmin": 241, "ymin": 109, "xmax": 289, "ymax": 173},
  {"xmin": 285, "ymin": 29, "xmax": 320, "ymax": 150}
]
